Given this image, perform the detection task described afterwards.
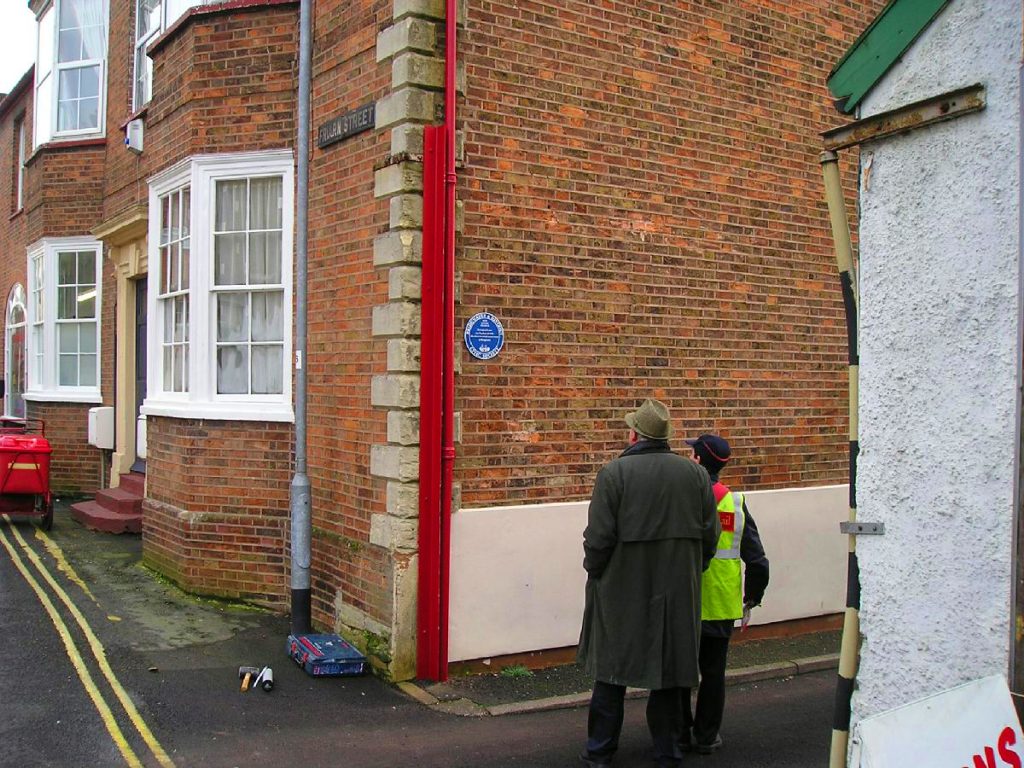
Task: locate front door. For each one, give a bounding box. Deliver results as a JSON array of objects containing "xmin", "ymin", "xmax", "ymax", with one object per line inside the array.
[{"xmin": 131, "ymin": 279, "xmax": 147, "ymax": 472}]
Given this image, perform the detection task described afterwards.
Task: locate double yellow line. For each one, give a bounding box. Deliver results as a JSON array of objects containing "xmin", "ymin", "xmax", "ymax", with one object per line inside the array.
[{"xmin": 0, "ymin": 516, "xmax": 175, "ymax": 768}]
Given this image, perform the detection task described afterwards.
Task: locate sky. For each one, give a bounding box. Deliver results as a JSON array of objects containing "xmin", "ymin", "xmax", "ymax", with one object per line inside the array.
[{"xmin": 0, "ymin": 3, "xmax": 37, "ymax": 95}]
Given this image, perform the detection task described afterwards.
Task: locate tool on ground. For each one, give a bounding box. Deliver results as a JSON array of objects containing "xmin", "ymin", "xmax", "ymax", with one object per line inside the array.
[
  {"xmin": 252, "ymin": 666, "xmax": 274, "ymax": 692},
  {"xmin": 238, "ymin": 665, "xmax": 260, "ymax": 692}
]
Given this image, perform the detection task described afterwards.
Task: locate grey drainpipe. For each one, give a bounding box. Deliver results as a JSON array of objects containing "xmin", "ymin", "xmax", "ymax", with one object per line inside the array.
[{"xmin": 290, "ymin": 0, "xmax": 313, "ymax": 635}]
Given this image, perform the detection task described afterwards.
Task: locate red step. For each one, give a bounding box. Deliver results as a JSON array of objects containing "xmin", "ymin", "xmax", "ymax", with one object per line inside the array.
[
  {"xmin": 94, "ymin": 486, "xmax": 143, "ymax": 516},
  {"xmin": 69, "ymin": 472, "xmax": 145, "ymax": 534},
  {"xmin": 69, "ymin": 499, "xmax": 142, "ymax": 534},
  {"xmin": 118, "ymin": 472, "xmax": 146, "ymax": 496}
]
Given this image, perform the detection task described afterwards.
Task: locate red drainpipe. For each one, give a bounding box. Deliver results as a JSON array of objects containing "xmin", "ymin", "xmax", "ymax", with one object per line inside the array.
[
  {"xmin": 438, "ymin": 0, "xmax": 458, "ymax": 684},
  {"xmin": 416, "ymin": 0, "xmax": 457, "ymax": 682}
]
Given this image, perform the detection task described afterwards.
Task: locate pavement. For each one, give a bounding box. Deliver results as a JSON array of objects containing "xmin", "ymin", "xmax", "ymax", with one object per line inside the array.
[
  {"xmin": 25, "ymin": 499, "xmax": 841, "ymax": 716},
  {"xmin": 403, "ymin": 630, "xmax": 841, "ymax": 717}
]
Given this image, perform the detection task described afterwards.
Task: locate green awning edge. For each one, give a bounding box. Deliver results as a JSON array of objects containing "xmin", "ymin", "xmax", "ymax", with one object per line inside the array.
[{"xmin": 827, "ymin": 0, "xmax": 953, "ymax": 115}]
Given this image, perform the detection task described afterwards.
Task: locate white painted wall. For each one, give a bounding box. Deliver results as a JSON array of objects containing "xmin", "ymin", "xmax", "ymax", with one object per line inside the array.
[
  {"xmin": 852, "ymin": 0, "xmax": 1022, "ymax": 724},
  {"xmin": 448, "ymin": 484, "xmax": 849, "ymax": 662}
]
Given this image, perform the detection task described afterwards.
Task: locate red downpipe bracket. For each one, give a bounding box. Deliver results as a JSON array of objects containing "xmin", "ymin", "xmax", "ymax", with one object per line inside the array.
[{"xmin": 416, "ymin": 0, "xmax": 457, "ymax": 682}]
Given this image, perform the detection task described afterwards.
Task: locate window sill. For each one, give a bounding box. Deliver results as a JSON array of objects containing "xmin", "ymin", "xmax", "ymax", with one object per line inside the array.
[
  {"xmin": 23, "ymin": 390, "xmax": 102, "ymax": 404},
  {"xmin": 141, "ymin": 399, "xmax": 294, "ymax": 423},
  {"xmin": 120, "ymin": 106, "xmax": 149, "ymax": 131}
]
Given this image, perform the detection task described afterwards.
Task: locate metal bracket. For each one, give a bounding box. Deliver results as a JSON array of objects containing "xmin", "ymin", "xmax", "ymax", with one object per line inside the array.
[
  {"xmin": 822, "ymin": 83, "xmax": 986, "ymax": 151},
  {"xmin": 840, "ymin": 522, "xmax": 885, "ymax": 535}
]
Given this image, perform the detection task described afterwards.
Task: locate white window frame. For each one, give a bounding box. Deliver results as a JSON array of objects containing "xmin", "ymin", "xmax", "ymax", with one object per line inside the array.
[
  {"xmin": 24, "ymin": 237, "xmax": 103, "ymax": 403},
  {"xmin": 15, "ymin": 119, "xmax": 26, "ymax": 211},
  {"xmin": 143, "ymin": 150, "xmax": 294, "ymax": 422},
  {"xmin": 133, "ymin": 0, "xmax": 161, "ymax": 110},
  {"xmin": 133, "ymin": 0, "xmax": 214, "ymax": 110},
  {"xmin": 5, "ymin": 284, "xmax": 28, "ymax": 419},
  {"xmin": 34, "ymin": 0, "xmax": 109, "ymax": 147}
]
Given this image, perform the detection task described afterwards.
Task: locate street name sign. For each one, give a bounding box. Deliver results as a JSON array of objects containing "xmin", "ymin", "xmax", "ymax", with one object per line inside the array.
[{"xmin": 317, "ymin": 103, "xmax": 375, "ymax": 149}]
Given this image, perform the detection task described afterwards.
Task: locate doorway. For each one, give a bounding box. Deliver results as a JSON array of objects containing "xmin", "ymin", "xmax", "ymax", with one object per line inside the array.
[{"xmin": 131, "ymin": 278, "xmax": 147, "ymax": 473}]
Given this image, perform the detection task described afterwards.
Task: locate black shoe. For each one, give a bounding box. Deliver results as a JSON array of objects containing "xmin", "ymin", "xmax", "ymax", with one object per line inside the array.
[
  {"xmin": 679, "ymin": 730, "xmax": 695, "ymax": 753},
  {"xmin": 579, "ymin": 751, "xmax": 611, "ymax": 767},
  {"xmin": 695, "ymin": 735, "xmax": 723, "ymax": 755}
]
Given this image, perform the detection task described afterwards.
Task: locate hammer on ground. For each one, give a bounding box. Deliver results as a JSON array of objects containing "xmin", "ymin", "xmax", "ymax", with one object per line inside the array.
[{"xmin": 239, "ymin": 666, "xmax": 260, "ymax": 692}]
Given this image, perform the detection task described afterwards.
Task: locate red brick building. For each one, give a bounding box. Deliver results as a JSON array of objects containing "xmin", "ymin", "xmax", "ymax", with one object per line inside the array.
[{"xmin": 0, "ymin": 0, "xmax": 882, "ymax": 680}]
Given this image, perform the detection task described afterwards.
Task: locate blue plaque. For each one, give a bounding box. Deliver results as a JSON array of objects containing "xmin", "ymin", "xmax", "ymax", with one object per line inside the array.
[{"xmin": 464, "ymin": 312, "xmax": 505, "ymax": 360}]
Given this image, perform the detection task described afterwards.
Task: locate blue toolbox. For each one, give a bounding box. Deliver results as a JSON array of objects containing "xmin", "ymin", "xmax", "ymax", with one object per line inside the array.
[{"xmin": 287, "ymin": 633, "xmax": 368, "ymax": 677}]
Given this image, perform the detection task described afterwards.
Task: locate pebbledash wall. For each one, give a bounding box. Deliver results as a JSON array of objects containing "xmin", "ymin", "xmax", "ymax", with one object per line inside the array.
[
  {"xmin": 847, "ymin": 0, "xmax": 1022, "ymax": 725},
  {"xmin": 0, "ymin": 0, "xmax": 884, "ymax": 681}
]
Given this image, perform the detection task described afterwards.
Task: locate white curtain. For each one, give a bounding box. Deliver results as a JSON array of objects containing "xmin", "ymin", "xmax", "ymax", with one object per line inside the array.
[{"xmin": 60, "ymin": 0, "xmax": 107, "ymax": 62}]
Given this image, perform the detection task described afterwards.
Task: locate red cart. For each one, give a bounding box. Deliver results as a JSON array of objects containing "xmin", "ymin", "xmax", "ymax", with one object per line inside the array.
[{"xmin": 0, "ymin": 419, "xmax": 54, "ymax": 530}]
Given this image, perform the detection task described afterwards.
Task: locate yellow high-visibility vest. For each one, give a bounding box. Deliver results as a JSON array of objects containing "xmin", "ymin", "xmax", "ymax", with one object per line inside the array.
[{"xmin": 702, "ymin": 484, "xmax": 744, "ymax": 621}]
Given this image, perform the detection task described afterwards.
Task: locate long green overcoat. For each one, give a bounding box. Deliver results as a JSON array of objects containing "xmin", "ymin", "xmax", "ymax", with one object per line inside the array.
[{"xmin": 577, "ymin": 441, "xmax": 720, "ymax": 690}]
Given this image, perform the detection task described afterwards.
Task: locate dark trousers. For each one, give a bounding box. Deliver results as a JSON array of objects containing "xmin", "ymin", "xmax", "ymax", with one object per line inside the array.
[
  {"xmin": 681, "ymin": 633, "xmax": 731, "ymax": 745},
  {"xmin": 585, "ymin": 680, "xmax": 684, "ymax": 767}
]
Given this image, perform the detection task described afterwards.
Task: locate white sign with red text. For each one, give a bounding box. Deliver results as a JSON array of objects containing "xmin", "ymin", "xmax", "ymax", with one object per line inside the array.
[{"xmin": 853, "ymin": 675, "xmax": 1023, "ymax": 768}]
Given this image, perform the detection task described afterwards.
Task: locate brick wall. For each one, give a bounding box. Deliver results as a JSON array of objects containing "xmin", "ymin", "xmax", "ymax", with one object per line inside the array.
[
  {"xmin": 142, "ymin": 415, "xmax": 293, "ymax": 604},
  {"xmin": 306, "ymin": 0, "xmax": 393, "ymax": 631},
  {"xmin": 0, "ymin": 82, "xmax": 32, "ymax": 471},
  {"xmin": 1, "ymin": 0, "xmax": 881, "ymax": 664},
  {"xmin": 25, "ymin": 401, "xmax": 102, "ymax": 494},
  {"xmin": 101, "ymin": 2, "xmax": 302, "ymax": 605},
  {"xmin": 24, "ymin": 145, "xmax": 107, "ymax": 245},
  {"xmin": 0, "ymin": 80, "xmax": 32, "ymax": 373},
  {"xmin": 0, "ymin": 70, "xmax": 107, "ymax": 495},
  {"xmin": 454, "ymin": 0, "xmax": 881, "ymax": 507},
  {"xmin": 103, "ymin": 1, "xmax": 300, "ymax": 217},
  {"xmin": 101, "ymin": 0, "xmax": 145, "ymax": 216}
]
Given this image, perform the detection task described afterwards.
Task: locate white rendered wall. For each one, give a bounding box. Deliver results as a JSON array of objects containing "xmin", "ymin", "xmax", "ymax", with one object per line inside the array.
[
  {"xmin": 448, "ymin": 484, "xmax": 848, "ymax": 662},
  {"xmin": 852, "ymin": 0, "xmax": 1021, "ymax": 724}
]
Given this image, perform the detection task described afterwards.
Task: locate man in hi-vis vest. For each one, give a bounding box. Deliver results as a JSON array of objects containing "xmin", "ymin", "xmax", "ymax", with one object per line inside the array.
[{"xmin": 680, "ymin": 434, "xmax": 769, "ymax": 755}]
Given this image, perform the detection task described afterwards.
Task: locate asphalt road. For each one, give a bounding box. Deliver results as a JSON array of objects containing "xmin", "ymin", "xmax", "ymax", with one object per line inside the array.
[{"xmin": 0, "ymin": 512, "xmax": 835, "ymax": 767}]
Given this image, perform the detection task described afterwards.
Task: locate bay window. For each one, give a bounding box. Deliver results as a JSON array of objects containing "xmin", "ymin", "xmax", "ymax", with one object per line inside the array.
[
  {"xmin": 35, "ymin": 0, "xmax": 109, "ymax": 146},
  {"xmin": 145, "ymin": 151, "xmax": 293, "ymax": 421},
  {"xmin": 133, "ymin": 0, "xmax": 215, "ymax": 109},
  {"xmin": 25, "ymin": 238, "xmax": 103, "ymax": 402}
]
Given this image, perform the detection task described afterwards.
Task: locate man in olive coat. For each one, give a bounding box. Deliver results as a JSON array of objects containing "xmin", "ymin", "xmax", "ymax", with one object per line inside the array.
[{"xmin": 578, "ymin": 398, "xmax": 720, "ymax": 768}]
